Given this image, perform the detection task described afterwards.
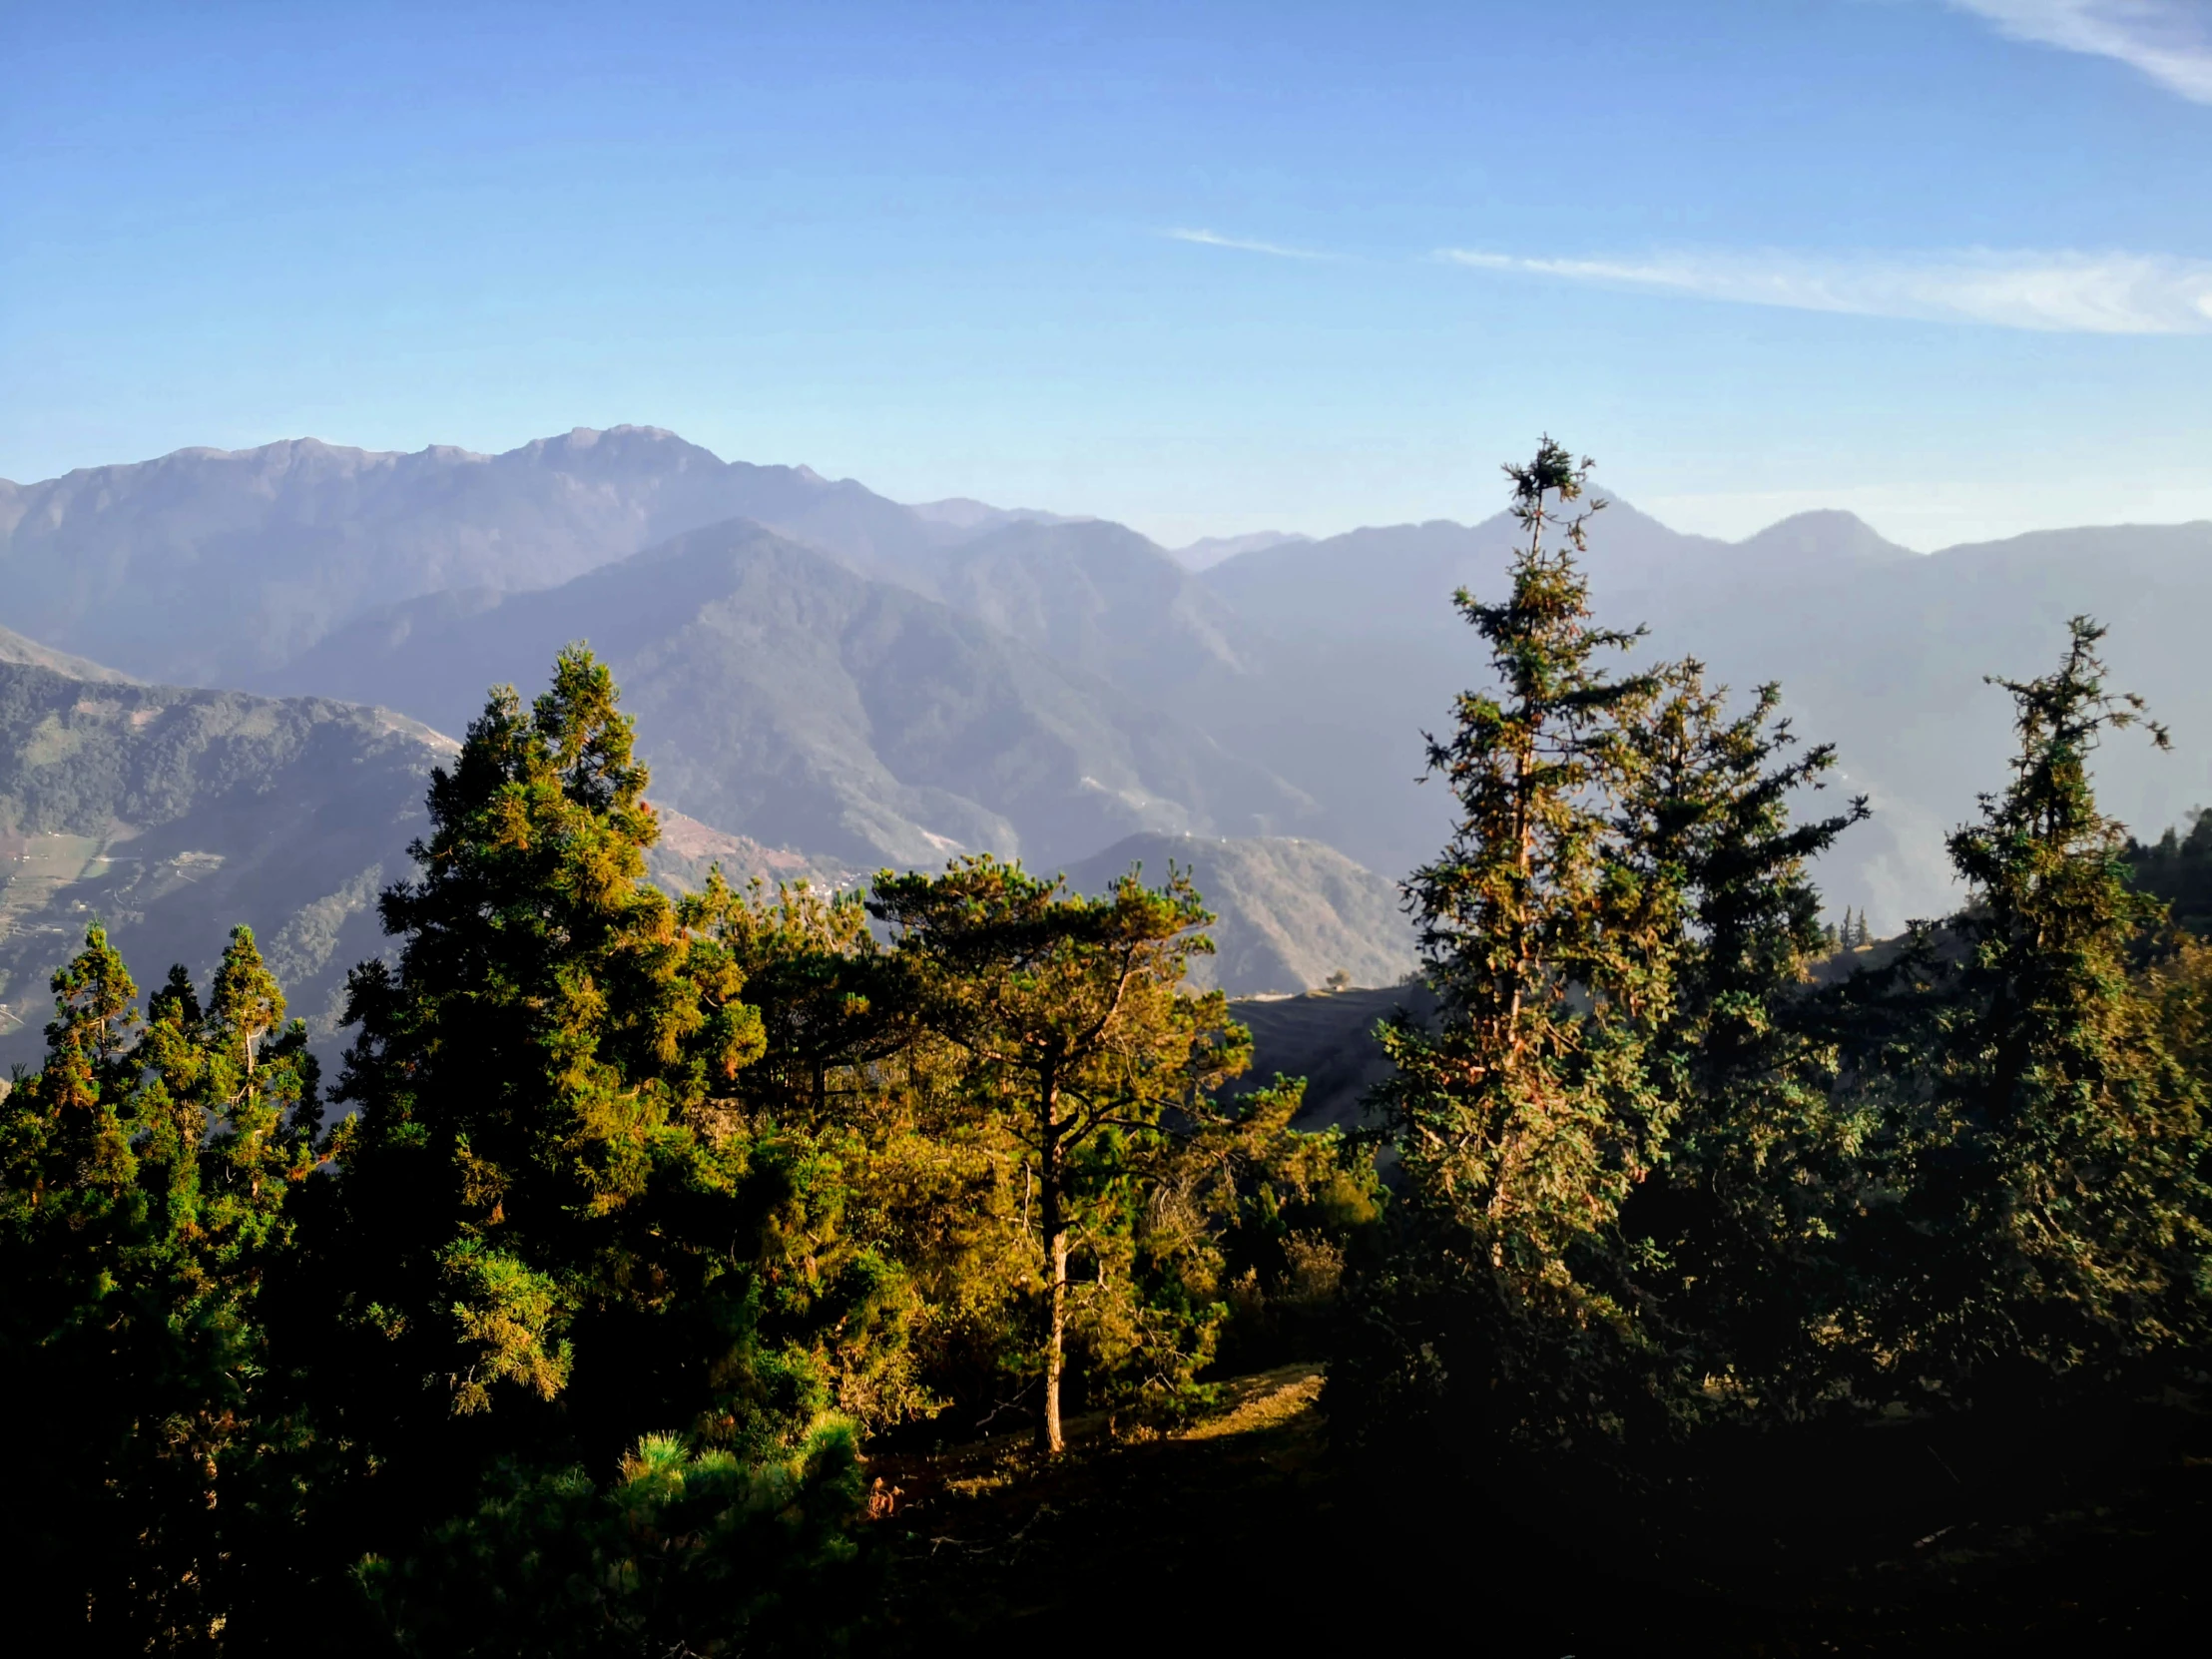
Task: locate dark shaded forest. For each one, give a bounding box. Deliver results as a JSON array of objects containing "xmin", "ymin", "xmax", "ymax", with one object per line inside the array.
[{"xmin": 6, "ymin": 444, "xmax": 2208, "ymax": 1654}]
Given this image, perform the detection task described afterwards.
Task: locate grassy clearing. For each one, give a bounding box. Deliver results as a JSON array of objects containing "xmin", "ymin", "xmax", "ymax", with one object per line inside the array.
[{"xmin": 870, "ymin": 1364, "xmax": 1334, "ymax": 1650}]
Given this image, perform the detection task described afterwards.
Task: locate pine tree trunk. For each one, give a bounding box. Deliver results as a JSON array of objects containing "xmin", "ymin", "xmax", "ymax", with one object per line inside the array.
[{"xmin": 1038, "ymin": 1074, "xmax": 1067, "ymax": 1453}]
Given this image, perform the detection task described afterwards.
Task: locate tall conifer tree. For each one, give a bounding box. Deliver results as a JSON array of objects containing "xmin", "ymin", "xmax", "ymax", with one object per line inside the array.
[
  {"xmin": 1610, "ymin": 669, "xmax": 1868, "ymax": 1410},
  {"xmin": 1366, "ymin": 440, "xmax": 1684, "ymax": 1441},
  {"xmin": 1906, "ymin": 619, "xmax": 2211, "ymax": 1384},
  {"xmin": 307, "ymin": 647, "xmax": 853, "ymax": 1562}
]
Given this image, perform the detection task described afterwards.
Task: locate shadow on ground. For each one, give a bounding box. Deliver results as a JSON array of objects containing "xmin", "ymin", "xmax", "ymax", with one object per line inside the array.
[{"xmin": 866, "ymin": 1363, "xmax": 2212, "ymax": 1655}]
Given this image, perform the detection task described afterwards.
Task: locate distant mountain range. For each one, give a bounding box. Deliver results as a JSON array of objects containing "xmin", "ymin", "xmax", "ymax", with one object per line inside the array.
[
  {"xmin": 0, "ymin": 427, "xmax": 979, "ymax": 686},
  {"xmin": 8, "ymin": 426, "xmax": 2211, "ymax": 938},
  {"xmin": 1190, "ymin": 503, "xmax": 2212, "ymax": 924},
  {"xmin": 1169, "ymin": 530, "xmax": 1311, "ymax": 573},
  {"xmin": 248, "ymin": 520, "xmax": 1314, "ymax": 870},
  {"xmin": 0, "ymin": 652, "xmax": 1396, "ymax": 1073}
]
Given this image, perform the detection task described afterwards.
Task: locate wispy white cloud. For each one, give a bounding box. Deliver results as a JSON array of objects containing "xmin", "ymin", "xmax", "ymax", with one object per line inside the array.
[
  {"xmin": 1440, "ymin": 246, "xmax": 2212, "ymax": 333},
  {"xmin": 1164, "ymin": 228, "xmax": 1329, "ymax": 261},
  {"xmin": 1948, "ymin": 1, "xmax": 2212, "ymax": 103}
]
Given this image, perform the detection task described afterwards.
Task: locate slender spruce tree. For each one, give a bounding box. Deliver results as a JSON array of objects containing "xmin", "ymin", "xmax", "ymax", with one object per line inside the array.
[
  {"xmin": 1343, "ymin": 443, "xmax": 1882, "ymax": 1448},
  {"xmin": 1358, "ymin": 439, "xmax": 1687, "ymax": 1445},
  {"xmin": 1610, "ymin": 667, "xmax": 1870, "ymax": 1413},
  {"xmin": 1906, "ymin": 618, "xmax": 2211, "ymax": 1387}
]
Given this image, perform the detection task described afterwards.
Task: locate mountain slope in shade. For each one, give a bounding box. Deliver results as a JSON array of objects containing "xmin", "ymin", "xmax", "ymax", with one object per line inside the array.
[
  {"xmin": 0, "ymin": 658, "xmax": 443, "ymax": 1066},
  {"xmin": 1060, "ymin": 831, "xmax": 1412, "ymax": 996},
  {"xmin": 255, "ymin": 521, "xmax": 1319, "ymax": 871},
  {"xmin": 929, "ymin": 517, "xmax": 1260, "ymax": 698},
  {"xmin": 1234, "ymin": 981, "xmax": 1437, "ymax": 1133},
  {"xmin": 0, "ymin": 654, "xmax": 837, "ymax": 1069}
]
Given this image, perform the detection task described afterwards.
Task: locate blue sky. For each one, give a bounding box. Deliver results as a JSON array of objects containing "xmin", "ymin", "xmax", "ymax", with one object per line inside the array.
[{"xmin": 3, "ymin": 0, "xmax": 2207, "ymax": 547}]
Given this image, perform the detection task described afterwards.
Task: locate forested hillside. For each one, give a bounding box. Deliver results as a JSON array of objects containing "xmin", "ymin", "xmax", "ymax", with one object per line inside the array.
[
  {"xmin": 0, "ymin": 660, "xmax": 442, "ymax": 1066},
  {"xmin": 0, "ymin": 658, "xmax": 832, "ymax": 1069}
]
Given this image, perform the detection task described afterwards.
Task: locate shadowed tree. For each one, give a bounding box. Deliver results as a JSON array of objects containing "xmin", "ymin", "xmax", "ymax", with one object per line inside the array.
[
  {"xmin": 0, "ymin": 924, "xmax": 321, "ymax": 1650},
  {"xmin": 1909, "ymin": 618, "xmax": 2210, "ymax": 1385},
  {"xmin": 1346, "ymin": 442, "xmax": 1882, "ymax": 1447},
  {"xmin": 1610, "ymin": 665, "xmax": 1870, "ymax": 1411}
]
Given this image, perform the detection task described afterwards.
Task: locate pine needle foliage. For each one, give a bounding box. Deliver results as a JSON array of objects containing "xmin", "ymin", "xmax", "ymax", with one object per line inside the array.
[
  {"xmin": 303, "ymin": 646, "xmax": 869, "ymax": 1638},
  {"xmin": 357, "ymin": 1421, "xmax": 866, "ymax": 1658},
  {"xmin": 1344, "ymin": 441, "xmax": 1879, "ymax": 1453},
  {"xmin": 1869, "ymin": 618, "xmax": 2212, "ymax": 1391},
  {"xmin": 1, "ymin": 924, "xmax": 322, "ymax": 1648},
  {"xmin": 1610, "ymin": 667, "xmax": 1870, "ymax": 1414},
  {"xmin": 1365, "ymin": 441, "xmax": 1685, "ymax": 1446},
  {"xmin": 869, "ymin": 856, "xmax": 1253, "ymax": 1449}
]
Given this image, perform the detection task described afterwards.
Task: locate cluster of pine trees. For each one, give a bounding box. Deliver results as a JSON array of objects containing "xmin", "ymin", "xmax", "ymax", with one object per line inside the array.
[
  {"xmin": 6, "ymin": 441, "xmax": 2210, "ymax": 1651},
  {"xmin": 0, "ymin": 649, "xmax": 1378, "ymax": 1653},
  {"xmin": 1335, "ymin": 440, "xmax": 2212, "ymax": 1479}
]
